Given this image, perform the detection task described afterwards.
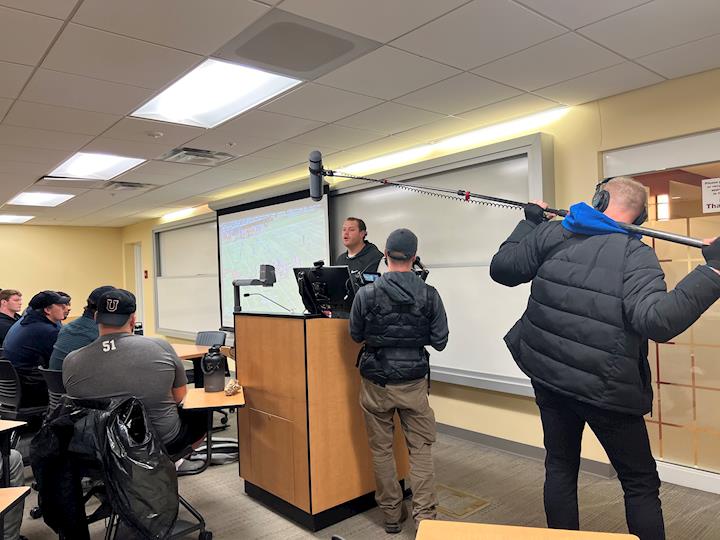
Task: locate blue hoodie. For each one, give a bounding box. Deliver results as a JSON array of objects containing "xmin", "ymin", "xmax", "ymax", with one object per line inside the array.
[
  {"xmin": 561, "ymin": 202, "xmax": 641, "ymax": 239},
  {"xmin": 3, "ymin": 309, "xmax": 60, "ymax": 370}
]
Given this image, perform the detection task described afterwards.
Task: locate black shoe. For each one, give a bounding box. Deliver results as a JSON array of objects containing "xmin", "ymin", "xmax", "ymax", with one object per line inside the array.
[{"xmin": 384, "ymin": 503, "xmax": 408, "ymax": 534}]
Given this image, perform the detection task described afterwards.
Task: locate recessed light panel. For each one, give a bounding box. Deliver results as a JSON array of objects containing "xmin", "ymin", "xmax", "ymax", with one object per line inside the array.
[
  {"xmin": 131, "ymin": 59, "xmax": 301, "ymax": 128},
  {"xmin": 8, "ymin": 192, "xmax": 75, "ymax": 207},
  {"xmin": 49, "ymin": 152, "xmax": 145, "ymax": 181}
]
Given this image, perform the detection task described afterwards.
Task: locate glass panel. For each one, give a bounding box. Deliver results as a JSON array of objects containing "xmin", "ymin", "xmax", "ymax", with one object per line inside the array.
[
  {"xmin": 657, "ymin": 344, "xmax": 692, "ymax": 385},
  {"xmin": 658, "ymin": 384, "xmax": 693, "ymax": 426},
  {"xmin": 697, "ymin": 431, "xmax": 720, "ymax": 473},
  {"xmin": 646, "ymin": 421, "xmax": 660, "ymax": 456},
  {"xmin": 694, "ymin": 346, "xmax": 720, "ymax": 389},
  {"xmin": 695, "ymin": 389, "xmax": 720, "ymax": 431},
  {"xmin": 661, "ymin": 425, "xmax": 695, "ymax": 467},
  {"xmin": 646, "ymin": 219, "xmax": 689, "ymax": 261}
]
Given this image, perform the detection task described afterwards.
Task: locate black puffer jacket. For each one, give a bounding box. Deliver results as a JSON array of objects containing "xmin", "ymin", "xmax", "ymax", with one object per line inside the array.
[
  {"xmin": 350, "ymin": 271, "xmax": 449, "ymax": 385},
  {"xmin": 490, "ymin": 219, "xmax": 720, "ymax": 415}
]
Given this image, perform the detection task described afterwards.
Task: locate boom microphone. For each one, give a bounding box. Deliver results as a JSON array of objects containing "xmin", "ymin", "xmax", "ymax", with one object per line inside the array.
[{"xmin": 309, "ymin": 150, "xmax": 324, "ymax": 202}]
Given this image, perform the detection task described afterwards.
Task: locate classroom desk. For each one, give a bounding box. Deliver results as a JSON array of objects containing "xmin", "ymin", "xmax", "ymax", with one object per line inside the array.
[
  {"xmin": 0, "ymin": 421, "xmax": 25, "ymax": 488},
  {"xmin": 171, "ymin": 344, "xmax": 209, "ymax": 360},
  {"xmin": 416, "ymin": 521, "xmax": 639, "ymax": 539},
  {"xmin": 0, "ymin": 487, "xmax": 30, "ymax": 540},
  {"xmin": 181, "ymin": 387, "xmax": 245, "ymax": 474}
]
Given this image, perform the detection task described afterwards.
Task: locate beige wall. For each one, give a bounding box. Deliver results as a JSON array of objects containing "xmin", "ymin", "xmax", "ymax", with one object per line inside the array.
[
  {"xmin": 0, "ymin": 225, "xmax": 123, "ymax": 312},
  {"xmin": 119, "ymin": 68, "xmax": 720, "ymax": 462}
]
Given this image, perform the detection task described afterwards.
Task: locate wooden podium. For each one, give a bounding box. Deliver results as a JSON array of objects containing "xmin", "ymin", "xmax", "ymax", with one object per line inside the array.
[{"xmin": 235, "ymin": 312, "xmax": 409, "ymax": 530}]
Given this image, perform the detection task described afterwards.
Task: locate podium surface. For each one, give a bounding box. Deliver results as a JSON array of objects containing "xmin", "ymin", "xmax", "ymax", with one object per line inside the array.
[{"xmin": 235, "ymin": 312, "xmax": 409, "ymax": 530}]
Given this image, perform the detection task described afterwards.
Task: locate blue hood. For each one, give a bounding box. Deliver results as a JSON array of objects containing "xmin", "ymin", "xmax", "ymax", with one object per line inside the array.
[{"xmin": 561, "ymin": 202, "xmax": 641, "ymax": 239}]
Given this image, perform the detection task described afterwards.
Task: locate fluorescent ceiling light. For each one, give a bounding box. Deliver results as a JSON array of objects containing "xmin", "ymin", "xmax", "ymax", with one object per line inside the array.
[
  {"xmin": 0, "ymin": 215, "xmax": 34, "ymax": 224},
  {"xmin": 339, "ymin": 107, "xmax": 569, "ymax": 176},
  {"xmin": 9, "ymin": 192, "xmax": 75, "ymax": 207},
  {"xmin": 342, "ymin": 146, "xmax": 434, "ymax": 176},
  {"xmin": 131, "ymin": 59, "xmax": 301, "ymax": 128},
  {"xmin": 435, "ymin": 107, "xmax": 569, "ymax": 152},
  {"xmin": 49, "ymin": 152, "xmax": 145, "ymax": 180},
  {"xmin": 162, "ymin": 208, "xmax": 194, "ymax": 221}
]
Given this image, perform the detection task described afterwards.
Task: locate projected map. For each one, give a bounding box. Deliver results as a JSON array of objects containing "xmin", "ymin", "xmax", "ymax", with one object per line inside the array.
[{"xmin": 218, "ymin": 197, "xmax": 329, "ymax": 327}]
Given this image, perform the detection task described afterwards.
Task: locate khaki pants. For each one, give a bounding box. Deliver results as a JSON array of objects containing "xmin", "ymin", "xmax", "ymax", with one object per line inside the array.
[{"xmin": 359, "ymin": 377, "xmax": 438, "ymax": 523}]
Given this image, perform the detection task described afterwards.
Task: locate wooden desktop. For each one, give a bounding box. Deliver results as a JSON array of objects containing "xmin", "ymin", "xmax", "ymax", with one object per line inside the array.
[{"xmin": 235, "ymin": 312, "xmax": 409, "ymax": 530}]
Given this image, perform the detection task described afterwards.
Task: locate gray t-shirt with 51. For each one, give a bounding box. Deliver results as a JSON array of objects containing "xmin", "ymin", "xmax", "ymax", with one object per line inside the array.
[{"xmin": 63, "ymin": 332, "xmax": 188, "ymax": 443}]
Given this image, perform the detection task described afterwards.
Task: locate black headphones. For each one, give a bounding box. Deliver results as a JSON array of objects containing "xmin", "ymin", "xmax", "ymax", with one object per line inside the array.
[{"xmin": 592, "ymin": 177, "xmax": 648, "ymax": 226}]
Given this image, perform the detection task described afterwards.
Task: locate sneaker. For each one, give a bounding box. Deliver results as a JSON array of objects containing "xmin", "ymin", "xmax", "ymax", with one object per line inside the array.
[
  {"xmin": 384, "ymin": 503, "xmax": 408, "ymax": 534},
  {"xmin": 176, "ymin": 459, "xmax": 205, "ymax": 473}
]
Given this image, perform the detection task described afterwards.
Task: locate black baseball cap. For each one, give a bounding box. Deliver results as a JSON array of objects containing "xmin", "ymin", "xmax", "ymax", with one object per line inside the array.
[
  {"xmin": 87, "ymin": 285, "xmax": 116, "ymax": 310},
  {"xmin": 385, "ymin": 228, "xmax": 418, "ymax": 261},
  {"xmin": 29, "ymin": 290, "xmax": 71, "ymax": 310},
  {"xmin": 96, "ymin": 289, "xmax": 136, "ymax": 326}
]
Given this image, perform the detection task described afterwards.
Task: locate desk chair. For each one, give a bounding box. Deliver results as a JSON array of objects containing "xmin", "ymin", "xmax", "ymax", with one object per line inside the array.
[
  {"xmin": 0, "ymin": 360, "xmax": 47, "ymax": 422},
  {"xmin": 38, "ymin": 368, "xmax": 65, "ymax": 411}
]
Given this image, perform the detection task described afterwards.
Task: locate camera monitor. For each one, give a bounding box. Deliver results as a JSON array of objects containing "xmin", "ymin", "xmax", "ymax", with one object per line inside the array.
[{"xmin": 294, "ymin": 265, "xmax": 355, "ymax": 315}]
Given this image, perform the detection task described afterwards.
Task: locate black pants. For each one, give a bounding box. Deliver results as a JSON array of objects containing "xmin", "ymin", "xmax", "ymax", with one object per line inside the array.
[{"xmin": 533, "ymin": 383, "xmax": 664, "ymax": 540}]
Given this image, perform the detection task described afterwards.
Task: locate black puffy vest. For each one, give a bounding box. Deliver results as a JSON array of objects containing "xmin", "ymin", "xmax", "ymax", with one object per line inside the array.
[{"xmin": 358, "ymin": 284, "xmax": 431, "ymax": 385}]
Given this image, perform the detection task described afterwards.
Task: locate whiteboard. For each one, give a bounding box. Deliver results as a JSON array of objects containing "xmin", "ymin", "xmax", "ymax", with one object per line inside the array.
[
  {"xmin": 156, "ymin": 275, "xmax": 220, "ymax": 335},
  {"xmin": 329, "ymin": 135, "xmax": 554, "ymax": 396},
  {"xmin": 154, "ymin": 218, "xmax": 221, "ymax": 339}
]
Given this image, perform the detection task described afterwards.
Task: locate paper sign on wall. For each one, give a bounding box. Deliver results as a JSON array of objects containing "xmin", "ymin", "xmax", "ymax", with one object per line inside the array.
[{"xmin": 701, "ymin": 178, "xmax": 720, "ymax": 213}]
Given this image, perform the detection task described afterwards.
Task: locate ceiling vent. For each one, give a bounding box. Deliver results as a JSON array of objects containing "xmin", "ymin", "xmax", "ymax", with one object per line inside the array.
[
  {"xmin": 161, "ymin": 147, "xmax": 236, "ymax": 166},
  {"xmin": 214, "ymin": 9, "xmax": 380, "ymax": 80},
  {"xmin": 105, "ymin": 181, "xmax": 154, "ymax": 191}
]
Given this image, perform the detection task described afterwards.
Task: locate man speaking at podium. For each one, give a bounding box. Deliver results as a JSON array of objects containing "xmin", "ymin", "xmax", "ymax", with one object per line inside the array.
[
  {"xmin": 349, "ymin": 228, "xmax": 449, "ymax": 533},
  {"xmin": 335, "ymin": 217, "xmax": 383, "ymax": 273}
]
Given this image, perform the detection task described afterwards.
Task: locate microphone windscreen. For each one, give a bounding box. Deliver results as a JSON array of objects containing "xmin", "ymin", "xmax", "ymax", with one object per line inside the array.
[{"xmin": 309, "ymin": 150, "xmax": 324, "ymax": 202}]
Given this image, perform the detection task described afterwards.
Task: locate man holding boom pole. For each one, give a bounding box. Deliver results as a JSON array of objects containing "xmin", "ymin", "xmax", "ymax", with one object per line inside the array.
[{"xmin": 490, "ymin": 176, "xmax": 720, "ymax": 540}]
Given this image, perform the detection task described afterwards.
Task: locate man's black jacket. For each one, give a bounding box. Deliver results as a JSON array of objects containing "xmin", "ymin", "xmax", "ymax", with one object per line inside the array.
[{"xmin": 490, "ymin": 219, "xmax": 720, "ymax": 415}]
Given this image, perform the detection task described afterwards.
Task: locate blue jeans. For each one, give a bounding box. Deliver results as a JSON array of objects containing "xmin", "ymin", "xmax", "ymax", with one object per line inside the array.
[{"xmin": 533, "ymin": 383, "xmax": 664, "ymax": 540}]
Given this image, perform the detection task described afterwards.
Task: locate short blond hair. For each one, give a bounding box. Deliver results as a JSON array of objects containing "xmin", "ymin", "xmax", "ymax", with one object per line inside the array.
[{"xmin": 603, "ymin": 176, "xmax": 647, "ymax": 218}]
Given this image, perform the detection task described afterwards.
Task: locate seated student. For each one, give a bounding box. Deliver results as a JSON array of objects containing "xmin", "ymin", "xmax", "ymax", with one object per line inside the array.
[
  {"xmin": 55, "ymin": 291, "xmax": 72, "ymax": 323},
  {"xmin": 3, "ymin": 291, "xmax": 69, "ymax": 407},
  {"xmin": 49, "ymin": 286, "xmax": 115, "ymax": 370},
  {"xmin": 1, "ymin": 449, "xmax": 25, "ymax": 540},
  {"xmin": 0, "ymin": 289, "xmax": 23, "ymax": 347},
  {"xmin": 63, "ymin": 289, "xmax": 207, "ymax": 457}
]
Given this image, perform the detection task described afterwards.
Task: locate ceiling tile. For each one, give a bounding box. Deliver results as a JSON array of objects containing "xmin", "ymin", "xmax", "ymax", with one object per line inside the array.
[
  {"xmin": 394, "ymin": 73, "xmax": 522, "ymax": 115},
  {"xmin": 473, "ymin": 33, "xmax": 624, "ymax": 91},
  {"xmin": 0, "ymin": 98, "xmax": 11, "ymax": 119},
  {"xmin": 289, "ymin": 124, "xmax": 383, "ymax": 150},
  {"xmin": 261, "ymin": 83, "xmax": 382, "ymax": 122},
  {"xmin": 385, "ymin": 116, "xmax": 472, "ymax": 147},
  {"xmin": 579, "ymin": 0, "xmax": 720, "ymax": 59},
  {"xmin": 335, "ymin": 102, "xmax": 444, "ymax": 135},
  {"xmin": 535, "ymin": 62, "xmax": 663, "ymax": 105},
  {"xmin": 0, "ymin": 171, "xmax": 35, "ymax": 201},
  {"xmin": 0, "ymin": 6, "xmax": 62, "ymax": 65},
  {"xmin": 0, "ymin": 61, "xmax": 33, "ymax": 99},
  {"xmin": 42, "ymin": 188, "xmax": 151, "ymax": 218},
  {"xmin": 636, "ymin": 34, "xmax": 720, "ymax": 79},
  {"xmin": 74, "ymin": 0, "xmax": 269, "ymax": 55},
  {"xmin": 214, "ymin": 110, "xmax": 324, "ymax": 143},
  {"xmin": 316, "ymin": 46, "xmax": 460, "ymax": 100},
  {"xmin": 186, "ymin": 130, "xmax": 274, "ymax": 155},
  {"xmin": 81, "ymin": 137, "xmax": 173, "ymax": 160},
  {"xmin": 21, "ymin": 69, "xmax": 154, "ymax": 115},
  {"xmin": 0, "ymin": 0, "xmax": 77, "ymax": 19},
  {"xmin": 251, "ymin": 141, "xmax": 337, "ymax": 167},
  {"xmin": 391, "ymin": 0, "xmax": 565, "ymax": 70},
  {"xmin": 457, "ymin": 93, "xmax": 559, "ymax": 124},
  {"xmin": 0, "ymin": 144, "xmax": 71, "ymax": 166},
  {"xmin": 279, "ymin": 0, "xmax": 468, "ymax": 42},
  {"xmin": 114, "ymin": 160, "xmax": 209, "ymax": 186},
  {"xmin": 0, "ymin": 159, "xmax": 50, "ymax": 176},
  {"xmin": 218, "ymin": 155, "xmax": 289, "ymax": 179},
  {"xmin": 43, "ymin": 24, "xmax": 202, "ymax": 89},
  {"xmin": 0, "ymin": 125, "xmax": 92, "ymax": 151},
  {"xmin": 100, "ymin": 118, "xmax": 203, "ymax": 147},
  {"xmin": 515, "ymin": 0, "xmax": 649, "ymax": 30},
  {"xmin": 3, "ymin": 101, "xmax": 121, "ymax": 135}
]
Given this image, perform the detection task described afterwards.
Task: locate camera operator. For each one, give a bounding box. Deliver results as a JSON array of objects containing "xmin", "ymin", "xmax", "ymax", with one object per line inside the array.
[{"xmin": 349, "ymin": 228, "xmax": 448, "ymax": 533}]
